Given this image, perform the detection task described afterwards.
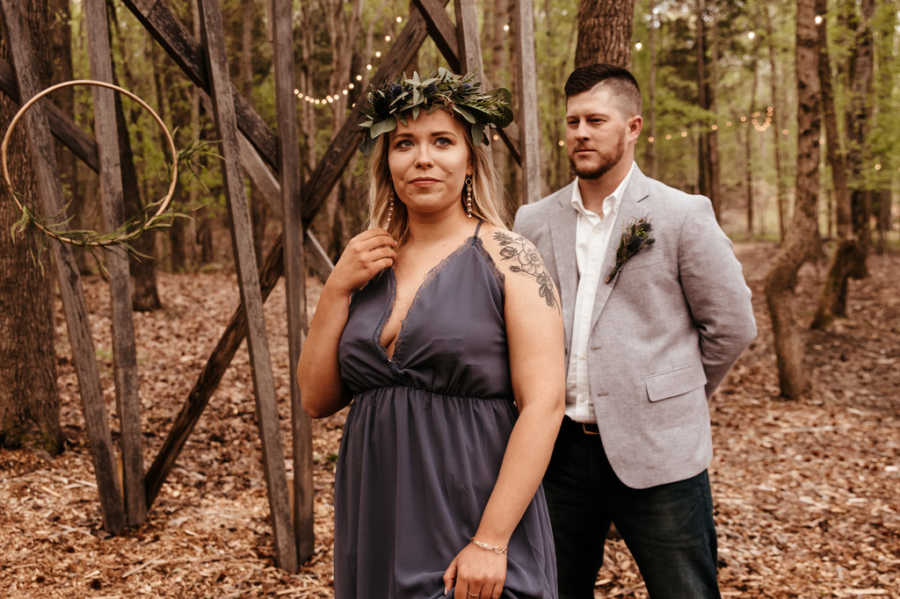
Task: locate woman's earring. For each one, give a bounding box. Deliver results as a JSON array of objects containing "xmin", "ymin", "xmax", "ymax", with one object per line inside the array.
[
  {"xmin": 385, "ymin": 195, "xmax": 395, "ymax": 229},
  {"xmin": 464, "ymin": 175, "xmax": 474, "ymax": 219}
]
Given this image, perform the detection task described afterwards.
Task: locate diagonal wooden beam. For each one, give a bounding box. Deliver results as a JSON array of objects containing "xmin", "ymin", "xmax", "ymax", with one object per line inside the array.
[
  {"xmin": 198, "ymin": 0, "xmax": 297, "ymax": 572},
  {"xmin": 0, "ymin": 59, "xmax": 99, "ymax": 171}
]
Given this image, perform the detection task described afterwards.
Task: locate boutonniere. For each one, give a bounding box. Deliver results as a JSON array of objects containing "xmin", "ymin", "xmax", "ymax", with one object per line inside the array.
[{"xmin": 605, "ymin": 218, "xmax": 655, "ymax": 284}]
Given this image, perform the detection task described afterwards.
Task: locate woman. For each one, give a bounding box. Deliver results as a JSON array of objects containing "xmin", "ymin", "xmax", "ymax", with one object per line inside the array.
[{"xmin": 298, "ymin": 70, "xmax": 565, "ymax": 599}]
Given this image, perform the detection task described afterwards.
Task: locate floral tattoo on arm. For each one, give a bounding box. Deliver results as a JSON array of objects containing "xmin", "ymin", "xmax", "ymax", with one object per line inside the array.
[{"xmin": 493, "ymin": 232, "xmax": 560, "ymax": 311}]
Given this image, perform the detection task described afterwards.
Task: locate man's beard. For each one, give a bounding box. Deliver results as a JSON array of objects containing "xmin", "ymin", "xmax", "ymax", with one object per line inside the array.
[{"xmin": 569, "ymin": 135, "xmax": 626, "ymax": 180}]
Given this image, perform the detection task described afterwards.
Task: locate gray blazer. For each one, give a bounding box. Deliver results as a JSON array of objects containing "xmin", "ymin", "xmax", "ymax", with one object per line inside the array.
[{"xmin": 513, "ymin": 166, "xmax": 757, "ymax": 489}]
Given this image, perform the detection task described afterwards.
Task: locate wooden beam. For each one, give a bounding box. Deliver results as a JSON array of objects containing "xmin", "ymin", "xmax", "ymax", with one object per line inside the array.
[
  {"xmin": 513, "ymin": 0, "xmax": 541, "ymax": 204},
  {"xmin": 0, "ymin": 0, "xmax": 125, "ymax": 533},
  {"xmin": 84, "ymin": 0, "xmax": 147, "ymax": 527},
  {"xmin": 410, "ymin": 0, "xmax": 522, "ymax": 165},
  {"xmin": 454, "ymin": 0, "xmax": 486, "ymax": 83},
  {"xmin": 412, "ymin": 0, "xmax": 460, "ymax": 72},
  {"xmin": 268, "ymin": 0, "xmax": 313, "ymax": 564},
  {"xmin": 0, "ymin": 59, "xmax": 99, "ymax": 171},
  {"xmin": 119, "ymin": 0, "xmax": 279, "ymax": 170},
  {"xmin": 198, "ymin": 0, "xmax": 297, "ymax": 572}
]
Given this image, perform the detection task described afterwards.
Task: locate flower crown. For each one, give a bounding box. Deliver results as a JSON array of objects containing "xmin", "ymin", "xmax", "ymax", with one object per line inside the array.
[{"xmin": 359, "ymin": 68, "xmax": 514, "ymax": 153}]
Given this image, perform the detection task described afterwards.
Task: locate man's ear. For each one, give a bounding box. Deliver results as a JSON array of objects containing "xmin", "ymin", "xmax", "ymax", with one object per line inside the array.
[{"xmin": 628, "ymin": 115, "xmax": 643, "ymax": 141}]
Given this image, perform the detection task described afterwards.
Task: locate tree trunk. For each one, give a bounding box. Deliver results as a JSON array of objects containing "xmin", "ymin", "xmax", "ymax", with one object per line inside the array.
[
  {"xmin": 764, "ymin": 0, "xmax": 821, "ymax": 399},
  {"xmin": 812, "ymin": 0, "xmax": 875, "ymax": 328},
  {"xmin": 574, "ymin": 0, "xmax": 635, "ymax": 68},
  {"xmin": 811, "ymin": 0, "xmax": 856, "ymax": 330},
  {"xmin": 0, "ymin": 0, "xmax": 65, "ymax": 453},
  {"xmin": 190, "ymin": 0, "xmax": 214, "ymax": 266},
  {"xmin": 845, "ymin": 0, "xmax": 875, "ymax": 275},
  {"xmin": 646, "ymin": 3, "xmax": 658, "ymax": 180},
  {"xmin": 745, "ymin": 45, "xmax": 759, "ymax": 235},
  {"xmin": 765, "ymin": 4, "xmax": 787, "ymax": 241},
  {"xmin": 695, "ymin": 0, "xmax": 720, "ymax": 217},
  {"xmin": 241, "ymin": 0, "xmax": 268, "ymax": 270}
]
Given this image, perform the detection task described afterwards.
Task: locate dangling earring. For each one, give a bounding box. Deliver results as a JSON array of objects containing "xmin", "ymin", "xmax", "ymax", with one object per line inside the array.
[
  {"xmin": 385, "ymin": 194, "xmax": 395, "ymax": 229},
  {"xmin": 464, "ymin": 175, "xmax": 474, "ymax": 219}
]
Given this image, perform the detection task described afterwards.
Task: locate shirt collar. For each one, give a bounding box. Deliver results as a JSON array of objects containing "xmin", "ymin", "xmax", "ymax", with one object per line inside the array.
[{"xmin": 570, "ymin": 162, "xmax": 636, "ymax": 220}]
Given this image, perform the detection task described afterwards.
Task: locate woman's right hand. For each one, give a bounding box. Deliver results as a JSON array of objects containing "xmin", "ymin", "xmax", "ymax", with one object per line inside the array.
[{"xmin": 326, "ymin": 228, "xmax": 398, "ymax": 297}]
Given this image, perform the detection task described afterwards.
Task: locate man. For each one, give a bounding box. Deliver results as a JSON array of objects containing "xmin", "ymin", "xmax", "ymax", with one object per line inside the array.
[{"xmin": 513, "ymin": 64, "xmax": 756, "ymax": 598}]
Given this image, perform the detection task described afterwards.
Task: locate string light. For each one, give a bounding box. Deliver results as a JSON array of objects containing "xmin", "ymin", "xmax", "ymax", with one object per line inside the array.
[
  {"xmin": 814, "ymin": 15, "xmax": 824, "ymax": 25},
  {"xmin": 503, "ymin": 24, "xmax": 510, "ymax": 32},
  {"xmin": 635, "ymin": 42, "xmax": 643, "ymax": 51},
  {"xmin": 295, "ymin": 11, "xmax": 407, "ymax": 106}
]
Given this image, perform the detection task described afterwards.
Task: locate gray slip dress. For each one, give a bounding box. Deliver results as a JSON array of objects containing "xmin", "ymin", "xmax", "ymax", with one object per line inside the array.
[{"xmin": 334, "ymin": 221, "xmax": 557, "ymax": 598}]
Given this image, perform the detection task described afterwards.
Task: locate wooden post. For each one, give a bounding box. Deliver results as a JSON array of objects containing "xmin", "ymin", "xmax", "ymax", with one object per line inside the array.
[
  {"xmin": 513, "ymin": 0, "xmax": 541, "ymax": 204},
  {"xmin": 197, "ymin": 0, "xmax": 297, "ymax": 572},
  {"xmin": 0, "ymin": 0, "xmax": 125, "ymax": 533},
  {"xmin": 268, "ymin": 0, "xmax": 313, "ymax": 563},
  {"xmin": 83, "ymin": 0, "xmax": 147, "ymax": 527},
  {"xmin": 454, "ymin": 0, "xmax": 486, "ymax": 83}
]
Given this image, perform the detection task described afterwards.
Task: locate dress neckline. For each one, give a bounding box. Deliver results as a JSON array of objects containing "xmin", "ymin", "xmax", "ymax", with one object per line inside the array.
[{"xmin": 377, "ymin": 220, "xmax": 484, "ymax": 363}]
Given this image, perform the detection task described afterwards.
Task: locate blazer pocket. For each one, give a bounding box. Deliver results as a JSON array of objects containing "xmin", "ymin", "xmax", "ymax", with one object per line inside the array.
[{"xmin": 645, "ymin": 364, "xmax": 707, "ymax": 402}]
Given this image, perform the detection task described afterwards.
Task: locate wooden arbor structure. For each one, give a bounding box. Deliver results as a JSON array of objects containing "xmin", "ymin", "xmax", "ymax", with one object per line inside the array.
[{"xmin": 0, "ymin": 0, "xmax": 541, "ymax": 571}]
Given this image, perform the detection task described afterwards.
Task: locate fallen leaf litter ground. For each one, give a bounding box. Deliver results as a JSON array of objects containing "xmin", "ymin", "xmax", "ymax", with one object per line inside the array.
[{"xmin": 1, "ymin": 242, "xmax": 897, "ymax": 598}]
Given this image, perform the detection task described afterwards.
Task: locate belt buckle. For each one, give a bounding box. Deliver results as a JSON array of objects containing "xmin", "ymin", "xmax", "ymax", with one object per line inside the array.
[{"xmin": 581, "ymin": 422, "xmax": 600, "ymax": 436}]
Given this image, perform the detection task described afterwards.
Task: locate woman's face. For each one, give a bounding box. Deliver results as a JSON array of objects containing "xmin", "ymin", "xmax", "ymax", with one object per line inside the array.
[{"xmin": 387, "ymin": 108, "xmax": 472, "ymax": 219}]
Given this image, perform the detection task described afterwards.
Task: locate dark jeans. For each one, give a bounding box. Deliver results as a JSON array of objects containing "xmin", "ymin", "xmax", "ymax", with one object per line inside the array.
[{"xmin": 544, "ymin": 417, "xmax": 721, "ymax": 599}]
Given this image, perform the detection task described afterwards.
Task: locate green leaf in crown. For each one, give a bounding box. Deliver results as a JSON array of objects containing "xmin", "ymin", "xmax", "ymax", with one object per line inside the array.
[{"xmin": 359, "ymin": 68, "xmax": 514, "ymax": 153}]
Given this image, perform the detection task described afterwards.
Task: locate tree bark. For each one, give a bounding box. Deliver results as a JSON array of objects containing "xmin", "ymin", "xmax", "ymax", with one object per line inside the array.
[
  {"xmin": 811, "ymin": 0, "xmax": 856, "ymax": 330},
  {"xmin": 574, "ymin": 0, "xmax": 635, "ymax": 68},
  {"xmin": 695, "ymin": 0, "xmax": 720, "ymax": 218},
  {"xmin": 0, "ymin": 0, "xmax": 65, "ymax": 453},
  {"xmin": 646, "ymin": 3, "xmax": 658, "ymax": 180},
  {"xmin": 745, "ymin": 40, "xmax": 759, "ymax": 235},
  {"xmin": 811, "ymin": 0, "xmax": 875, "ymax": 329},
  {"xmin": 241, "ymin": 0, "xmax": 268, "ymax": 271},
  {"xmin": 764, "ymin": 4, "xmax": 787, "ymax": 241},
  {"xmin": 845, "ymin": 0, "xmax": 875, "ymax": 274},
  {"xmin": 763, "ymin": 0, "xmax": 821, "ymax": 399}
]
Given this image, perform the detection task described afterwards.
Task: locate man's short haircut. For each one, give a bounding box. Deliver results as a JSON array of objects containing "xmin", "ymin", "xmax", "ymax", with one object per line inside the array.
[{"xmin": 565, "ymin": 64, "xmax": 642, "ymax": 116}]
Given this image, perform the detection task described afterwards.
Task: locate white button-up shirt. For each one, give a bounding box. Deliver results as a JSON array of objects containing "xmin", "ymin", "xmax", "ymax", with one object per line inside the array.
[{"xmin": 566, "ymin": 163, "xmax": 635, "ymax": 423}]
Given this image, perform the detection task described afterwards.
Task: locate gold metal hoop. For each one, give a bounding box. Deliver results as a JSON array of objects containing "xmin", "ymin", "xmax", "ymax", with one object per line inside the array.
[{"xmin": 1, "ymin": 79, "xmax": 178, "ymax": 247}]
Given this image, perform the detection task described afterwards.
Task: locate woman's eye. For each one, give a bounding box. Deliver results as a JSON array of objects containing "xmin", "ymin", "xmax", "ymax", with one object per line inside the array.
[
  {"xmin": 394, "ymin": 139, "xmax": 412, "ymax": 149},
  {"xmin": 434, "ymin": 137, "xmax": 452, "ymax": 147}
]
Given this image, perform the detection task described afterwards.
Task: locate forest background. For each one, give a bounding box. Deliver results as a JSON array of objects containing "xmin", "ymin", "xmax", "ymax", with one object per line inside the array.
[{"xmin": 0, "ymin": 0, "xmax": 898, "ymax": 597}]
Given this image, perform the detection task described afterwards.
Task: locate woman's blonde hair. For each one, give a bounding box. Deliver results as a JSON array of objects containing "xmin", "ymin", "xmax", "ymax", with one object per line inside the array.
[{"xmin": 367, "ymin": 109, "xmax": 507, "ymax": 242}]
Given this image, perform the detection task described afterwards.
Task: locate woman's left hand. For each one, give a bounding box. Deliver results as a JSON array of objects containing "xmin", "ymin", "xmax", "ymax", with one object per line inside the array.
[{"xmin": 442, "ymin": 543, "xmax": 507, "ymax": 599}]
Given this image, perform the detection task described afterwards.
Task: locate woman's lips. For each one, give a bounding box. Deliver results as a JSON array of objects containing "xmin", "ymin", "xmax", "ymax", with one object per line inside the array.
[{"xmin": 410, "ymin": 178, "xmax": 440, "ymax": 186}]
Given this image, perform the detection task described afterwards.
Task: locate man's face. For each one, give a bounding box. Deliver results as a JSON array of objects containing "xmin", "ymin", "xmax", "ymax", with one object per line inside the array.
[{"xmin": 565, "ymin": 85, "xmax": 640, "ymax": 180}]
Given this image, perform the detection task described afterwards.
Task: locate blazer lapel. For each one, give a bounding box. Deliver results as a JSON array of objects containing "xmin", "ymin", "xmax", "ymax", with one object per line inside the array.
[
  {"xmin": 589, "ymin": 167, "xmax": 651, "ymax": 332},
  {"xmin": 548, "ymin": 185, "xmax": 578, "ymax": 349}
]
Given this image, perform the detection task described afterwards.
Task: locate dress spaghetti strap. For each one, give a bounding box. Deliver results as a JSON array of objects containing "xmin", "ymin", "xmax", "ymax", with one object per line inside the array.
[{"xmin": 472, "ymin": 219, "xmax": 483, "ymax": 242}]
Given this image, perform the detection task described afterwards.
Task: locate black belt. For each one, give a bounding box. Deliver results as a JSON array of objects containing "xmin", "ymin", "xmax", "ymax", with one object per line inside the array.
[{"xmin": 562, "ymin": 415, "xmax": 600, "ymax": 436}]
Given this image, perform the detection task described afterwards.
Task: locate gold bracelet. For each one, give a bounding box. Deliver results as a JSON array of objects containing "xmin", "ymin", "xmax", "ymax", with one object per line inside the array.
[{"xmin": 470, "ymin": 538, "xmax": 507, "ymax": 555}]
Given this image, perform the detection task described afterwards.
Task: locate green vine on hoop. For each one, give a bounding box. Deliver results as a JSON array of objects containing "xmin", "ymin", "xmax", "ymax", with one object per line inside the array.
[{"xmin": 2, "ymin": 79, "xmax": 181, "ymax": 250}]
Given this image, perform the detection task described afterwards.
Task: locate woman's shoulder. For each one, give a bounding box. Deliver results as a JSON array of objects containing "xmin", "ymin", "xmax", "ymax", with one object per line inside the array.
[{"xmin": 476, "ymin": 223, "xmax": 560, "ymax": 311}]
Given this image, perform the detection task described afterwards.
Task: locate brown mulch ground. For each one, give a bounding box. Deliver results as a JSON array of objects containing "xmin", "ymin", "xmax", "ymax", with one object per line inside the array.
[{"xmin": 1, "ymin": 242, "xmax": 898, "ymax": 598}]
